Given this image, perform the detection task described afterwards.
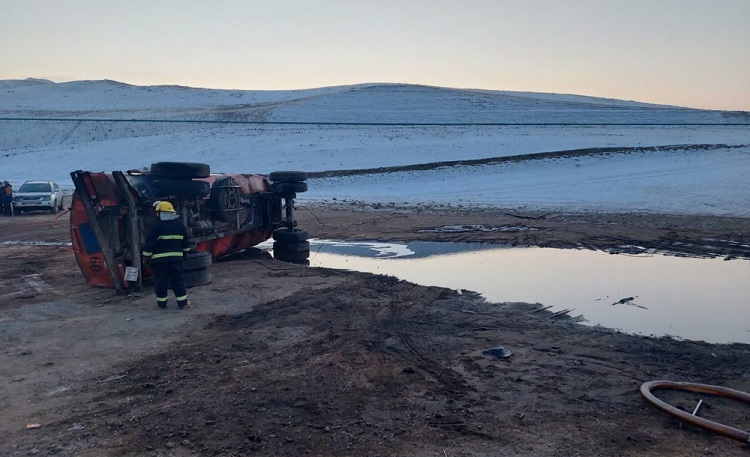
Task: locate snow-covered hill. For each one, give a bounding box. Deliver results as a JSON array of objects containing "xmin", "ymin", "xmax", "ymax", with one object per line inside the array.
[
  {"xmin": 1, "ymin": 79, "xmax": 748, "ymax": 216},
  {"xmin": 2, "ymin": 79, "xmax": 747, "ymax": 124}
]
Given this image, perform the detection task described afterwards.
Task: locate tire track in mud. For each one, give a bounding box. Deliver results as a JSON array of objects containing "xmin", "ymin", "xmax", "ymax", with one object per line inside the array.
[
  {"xmin": 383, "ymin": 287, "xmax": 475, "ymax": 397},
  {"xmin": 306, "ymin": 143, "xmax": 748, "ymax": 179}
]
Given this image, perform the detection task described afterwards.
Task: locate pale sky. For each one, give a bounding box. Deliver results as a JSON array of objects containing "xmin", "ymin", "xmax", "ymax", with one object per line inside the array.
[{"xmin": 2, "ymin": 0, "xmax": 749, "ymax": 110}]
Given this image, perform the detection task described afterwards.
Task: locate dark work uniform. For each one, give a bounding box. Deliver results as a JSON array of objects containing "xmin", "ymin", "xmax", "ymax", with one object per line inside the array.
[
  {"xmin": 0, "ymin": 184, "xmax": 5, "ymax": 216},
  {"xmin": 1, "ymin": 184, "xmax": 13, "ymax": 216},
  {"xmin": 143, "ymin": 217, "xmax": 191, "ymax": 308}
]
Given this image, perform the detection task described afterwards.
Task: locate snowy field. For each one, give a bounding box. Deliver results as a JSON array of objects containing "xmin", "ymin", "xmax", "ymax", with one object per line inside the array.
[{"xmin": 1, "ymin": 79, "xmax": 748, "ymax": 216}]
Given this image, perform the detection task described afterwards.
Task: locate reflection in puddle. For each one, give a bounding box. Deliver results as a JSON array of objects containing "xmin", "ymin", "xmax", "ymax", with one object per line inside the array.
[
  {"xmin": 2, "ymin": 240, "xmax": 73, "ymax": 247},
  {"xmin": 307, "ymin": 240, "xmax": 750, "ymax": 344},
  {"xmin": 308, "ymin": 239, "xmax": 500, "ymax": 259},
  {"xmin": 418, "ymin": 224, "xmax": 539, "ymax": 233}
]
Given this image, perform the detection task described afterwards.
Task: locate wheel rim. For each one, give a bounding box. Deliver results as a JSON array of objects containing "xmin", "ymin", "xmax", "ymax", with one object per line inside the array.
[{"xmin": 221, "ymin": 187, "xmax": 239, "ymax": 210}]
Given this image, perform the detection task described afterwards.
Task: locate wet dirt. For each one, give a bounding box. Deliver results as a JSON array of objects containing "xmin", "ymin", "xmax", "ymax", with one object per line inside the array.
[{"xmin": 1, "ymin": 204, "xmax": 750, "ymax": 457}]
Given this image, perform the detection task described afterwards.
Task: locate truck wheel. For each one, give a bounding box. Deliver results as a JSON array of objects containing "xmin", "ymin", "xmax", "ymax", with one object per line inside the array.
[
  {"xmin": 269, "ymin": 171, "xmax": 307, "ymax": 183},
  {"xmin": 151, "ymin": 162, "xmax": 211, "ymax": 179},
  {"xmin": 183, "ymin": 250, "xmax": 212, "ymax": 271},
  {"xmin": 209, "ymin": 177, "xmax": 240, "ymax": 222},
  {"xmin": 271, "ymin": 182, "xmax": 308, "ymax": 194},
  {"xmin": 183, "ymin": 268, "xmax": 212, "ymax": 288},
  {"xmin": 275, "ymin": 251, "xmax": 310, "ymax": 264},
  {"xmin": 272, "ymin": 228, "xmax": 308, "ymax": 243},
  {"xmin": 153, "ymin": 179, "xmax": 210, "ymax": 199},
  {"xmin": 273, "ymin": 241, "xmax": 310, "ymax": 253}
]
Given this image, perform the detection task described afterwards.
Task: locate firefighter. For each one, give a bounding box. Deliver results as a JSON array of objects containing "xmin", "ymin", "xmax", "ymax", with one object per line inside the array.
[
  {"xmin": 142, "ymin": 201, "xmax": 192, "ymax": 309},
  {"xmin": 0, "ymin": 181, "xmax": 5, "ymax": 215},
  {"xmin": 1, "ymin": 181, "xmax": 13, "ymax": 216}
]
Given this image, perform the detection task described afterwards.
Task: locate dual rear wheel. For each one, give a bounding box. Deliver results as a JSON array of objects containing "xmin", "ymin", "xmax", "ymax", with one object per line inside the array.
[
  {"xmin": 272, "ymin": 228, "xmax": 309, "ymax": 264},
  {"xmin": 270, "ymin": 171, "xmax": 310, "ymax": 265}
]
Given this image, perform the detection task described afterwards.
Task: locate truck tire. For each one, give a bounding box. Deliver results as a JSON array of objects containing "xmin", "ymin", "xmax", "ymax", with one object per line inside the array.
[
  {"xmin": 273, "ymin": 241, "xmax": 310, "ymax": 253},
  {"xmin": 272, "ymin": 229, "xmax": 308, "ymax": 243},
  {"xmin": 183, "ymin": 250, "xmax": 212, "ymax": 271},
  {"xmin": 269, "ymin": 171, "xmax": 307, "ymax": 183},
  {"xmin": 153, "ymin": 179, "xmax": 210, "ymax": 199},
  {"xmin": 183, "ymin": 268, "xmax": 212, "ymax": 288},
  {"xmin": 209, "ymin": 177, "xmax": 240, "ymax": 222},
  {"xmin": 275, "ymin": 251, "xmax": 310, "ymax": 264},
  {"xmin": 271, "ymin": 182, "xmax": 308, "ymax": 194},
  {"xmin": 151, "ymin": 162, "xmax": 211, "ymax": 179}
]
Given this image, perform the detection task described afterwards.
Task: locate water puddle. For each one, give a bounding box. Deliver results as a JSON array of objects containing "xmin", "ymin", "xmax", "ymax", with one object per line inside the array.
[{"xmin": 304, "ymin": 240, "xmax": 750, "ymax": 344}]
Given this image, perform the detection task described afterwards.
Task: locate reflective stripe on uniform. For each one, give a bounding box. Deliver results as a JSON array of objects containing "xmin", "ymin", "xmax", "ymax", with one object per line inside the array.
[
  {"xmin": 156, "ymin": 296, "xmax": 168, "ymax": 302},
  {"xmin": 151, "ymin": 252, "xmax": 184, "ymax": 259},
  {"xmin": 175, "ymin": 294, "xmax": 188, "ymax": 301},
  {"xmin": 158, "ymin": 235, "xmax": 184, "ymax": 240}
]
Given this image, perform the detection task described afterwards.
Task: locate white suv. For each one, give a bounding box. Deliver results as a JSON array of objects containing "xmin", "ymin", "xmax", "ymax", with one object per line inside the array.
[{"xmin": 13, "ymin": 180, "xmax": 65, "ymax": 214}]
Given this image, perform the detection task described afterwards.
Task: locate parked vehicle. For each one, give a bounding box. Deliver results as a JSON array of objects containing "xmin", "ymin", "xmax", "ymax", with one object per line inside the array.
[
  {"xmin": 69, "ymin": 162, "xmax": 309, "ymax": 292},
  {"xmin": 13, "ymin": 180, "xmax": 65, "ymax": 214}
]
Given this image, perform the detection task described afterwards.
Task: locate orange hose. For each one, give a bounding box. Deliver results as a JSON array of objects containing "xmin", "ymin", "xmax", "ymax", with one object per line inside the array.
[{"xmin": 640, "ymin": 380, "xmax": 750, "ymax": 443}]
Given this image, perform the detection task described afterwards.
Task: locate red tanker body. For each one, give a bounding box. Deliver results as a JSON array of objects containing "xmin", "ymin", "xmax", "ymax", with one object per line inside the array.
[{"xmin": 69, "ymin": 162, "xmax": 309, "ymax": 292}]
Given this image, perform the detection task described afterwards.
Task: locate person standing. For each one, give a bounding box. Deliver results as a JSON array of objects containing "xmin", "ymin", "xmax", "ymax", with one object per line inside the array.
[
  {"xmin": 1, "ymin": 181, "xmax": 13, "ymax": 216},
  {"xmin": 142, "ymin": 201, "xmax": 192, "ymax": 309}
]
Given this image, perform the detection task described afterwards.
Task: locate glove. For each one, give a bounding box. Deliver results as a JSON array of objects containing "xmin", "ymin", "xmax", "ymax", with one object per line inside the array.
[{"xmin": 143, "ymin": 257, "xmax": 151, "ymax": 266}]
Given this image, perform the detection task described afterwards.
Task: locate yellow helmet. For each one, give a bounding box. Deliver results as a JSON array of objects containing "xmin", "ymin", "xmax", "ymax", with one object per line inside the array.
[{"xmin": 155, "ymin": 201, "xmax": 175, "ymax": 213}]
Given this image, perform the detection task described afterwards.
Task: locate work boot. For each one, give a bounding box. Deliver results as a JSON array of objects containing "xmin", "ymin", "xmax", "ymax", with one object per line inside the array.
[{"xmin": 178, "ymin": 300, "xmax": 192, "ymax": 309}]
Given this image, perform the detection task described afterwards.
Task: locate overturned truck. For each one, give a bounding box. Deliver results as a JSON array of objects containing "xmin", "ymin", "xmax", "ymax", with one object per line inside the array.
[{"xmin": 69, "ymin": 162, "xmax": 309, "ymax": 293}]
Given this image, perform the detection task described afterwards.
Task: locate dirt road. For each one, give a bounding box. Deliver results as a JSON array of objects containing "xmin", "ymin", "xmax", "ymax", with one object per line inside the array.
[{"xmin": 1, "ymin": 205, "xmax": 749, "ymax": 456}]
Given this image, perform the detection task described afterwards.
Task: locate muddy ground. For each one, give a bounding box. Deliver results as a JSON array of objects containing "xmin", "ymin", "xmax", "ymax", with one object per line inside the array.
[{"xmin": 1, "ymin": 203, "xmax": 749, "ymax": 457}]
